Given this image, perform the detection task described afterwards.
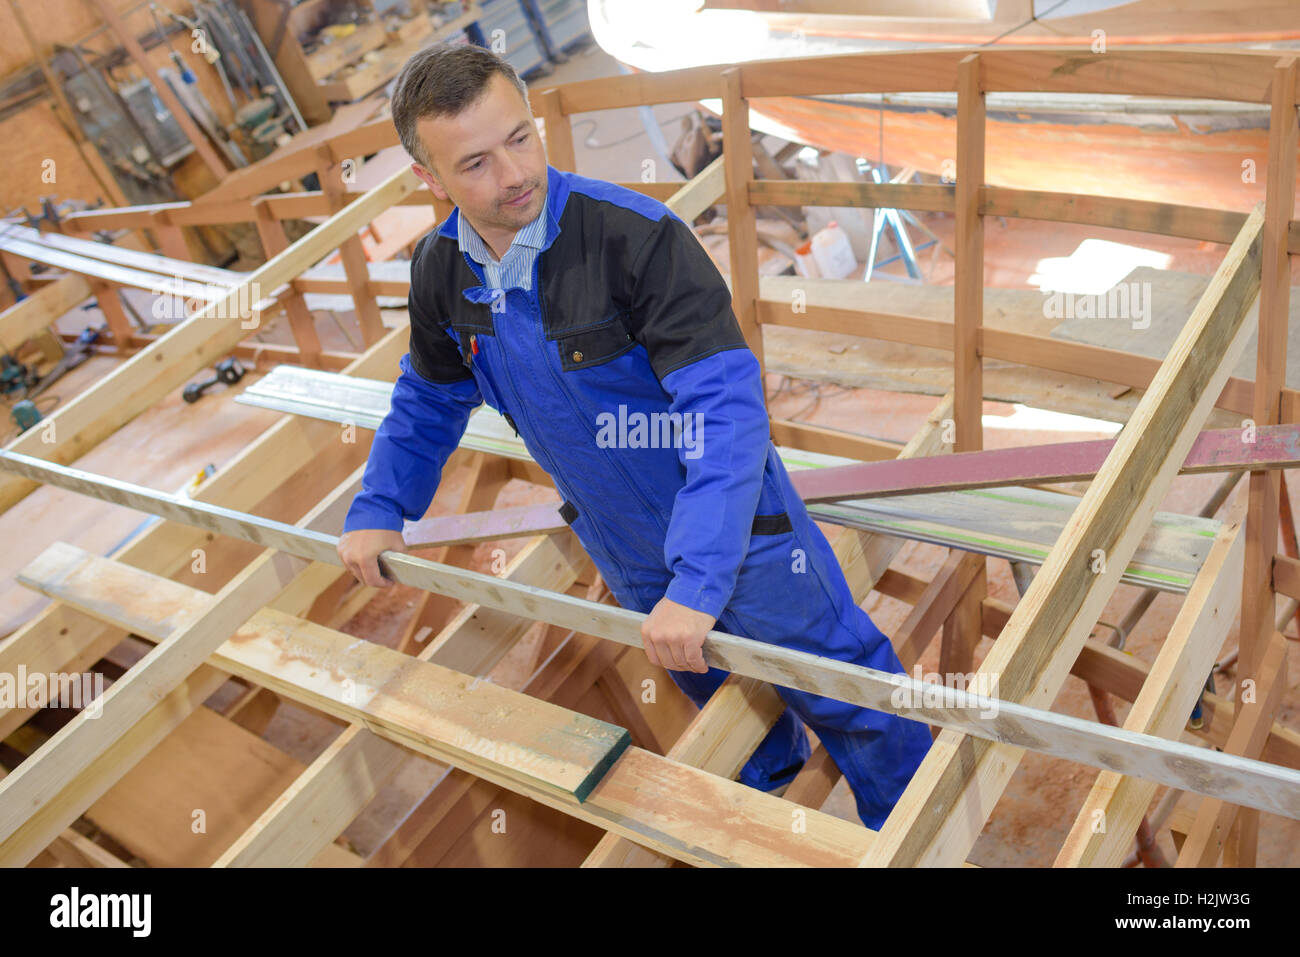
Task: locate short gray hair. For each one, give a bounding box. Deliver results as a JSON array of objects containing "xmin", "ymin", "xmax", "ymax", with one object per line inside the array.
[{"xmin": 391, "ymin": 43, "xmax": 531, "ymax": 172}]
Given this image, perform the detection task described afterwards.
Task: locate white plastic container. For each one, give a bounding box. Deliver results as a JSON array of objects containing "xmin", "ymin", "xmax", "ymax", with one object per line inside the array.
[
  {"xmin": 794, "ymin": 239, "xmax": 821, "ymax": 278},
  {"xmin": 810, "ymin": 220, "xmax": 857, "ymax": 280}
]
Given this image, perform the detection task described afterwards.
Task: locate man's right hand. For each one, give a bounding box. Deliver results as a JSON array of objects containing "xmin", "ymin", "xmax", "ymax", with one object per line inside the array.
[{"xmin": 338, "ymin": 528, "xmax": 408, "ymax": 588}]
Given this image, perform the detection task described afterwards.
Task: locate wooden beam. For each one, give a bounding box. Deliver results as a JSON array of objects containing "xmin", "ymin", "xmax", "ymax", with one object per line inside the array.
[
  {"xmin": 1175, "ymin": 630, "xmax": 1289, "ymax": 866},
  {"xmin": 540, "ymin": 88, "xmax": 576, "ymax": 172},
  {"xmin": 860, "ymin": 204, "xmax": 1267, "ymax": 867},
  {"xmin": 0, "ymin": 276, "xmax": 91, "ymax": 352},
  {"xmin": 582, "ymin": 674, "xmax": 784, "ymax": 867},
  {"xmin": 0, "ymin": 166, "xmax": 419, "ymax": 513},
  {"xmin": 721, "ymin": 67, "xmax": 764, "ymax": 378},
  {"xmin": 21, "ymin": 546, "xmax": 877, "ymax": 867},
  {"xmin": 0, "ymin": 546, "xmax": 312, "ymax": 861},
  {"xmin": 317, "ymin": 149, "xmax": 386, "ymax": 346},
  {"xmin": 8, "ymin": 453, "xmax": 1300, "ymax": 821},
  {"xmin": 253, "ymin": 204, "xmax": 323, "ymax": 368},
  {"xmin": 0, "ymin": 327, "xmax": 408, "ymax": 749},
  {"xmin": 1054, "ymin": 504, "xmax": 1246, "ymax": 867},
  {"xmin": 792, "ymin": 426, "xmax": 1300, "ymax": 504},
  {"xmin": 216, "ymin": 530, "xmax": 590, "ymax": 866},
  {"xmin": 1233, "ymin": 57, "xmax": 1298, "ymax": 865}
]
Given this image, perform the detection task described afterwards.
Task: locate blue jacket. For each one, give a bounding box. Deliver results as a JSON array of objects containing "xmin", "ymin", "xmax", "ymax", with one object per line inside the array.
[{"xmin": 344, "ymin": 164, "xmax": 803, "ymax": 620}]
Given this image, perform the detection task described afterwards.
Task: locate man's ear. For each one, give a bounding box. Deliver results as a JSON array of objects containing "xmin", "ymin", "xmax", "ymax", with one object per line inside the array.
[{"xmin": 411, "ymin": 162, "xmax": 449, "ymax": 201}]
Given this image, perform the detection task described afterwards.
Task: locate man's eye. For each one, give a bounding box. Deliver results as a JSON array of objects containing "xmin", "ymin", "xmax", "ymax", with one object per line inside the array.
[{"xmin": 466, "ymin": 160, "xmax": 483, "ymax": 171}]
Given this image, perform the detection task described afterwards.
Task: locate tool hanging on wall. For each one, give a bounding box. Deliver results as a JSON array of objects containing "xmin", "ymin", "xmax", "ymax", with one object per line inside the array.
[{"xmin": 147, "ymin": 3, "xmax": 248, "ymax": 168}]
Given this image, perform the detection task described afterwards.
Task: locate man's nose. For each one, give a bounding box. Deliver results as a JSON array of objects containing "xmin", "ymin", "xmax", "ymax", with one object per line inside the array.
[{"xmin": 499, "ymin": 150, "xmax": 527, "ymax": 189}]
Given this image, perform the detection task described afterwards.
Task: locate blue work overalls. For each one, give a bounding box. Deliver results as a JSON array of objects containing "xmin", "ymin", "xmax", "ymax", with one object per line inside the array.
[{"xmin": 345, "ymin": 165, "xmax": 932, "ymax": 829}]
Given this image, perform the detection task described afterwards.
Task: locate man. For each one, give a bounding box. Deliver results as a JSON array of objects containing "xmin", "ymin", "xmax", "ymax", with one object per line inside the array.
[{"xmin": 338, "ymin": 43, "xmax": 931, "ymax": 829}]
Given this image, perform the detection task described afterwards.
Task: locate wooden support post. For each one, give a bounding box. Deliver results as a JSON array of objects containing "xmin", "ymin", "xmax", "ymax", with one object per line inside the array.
[
  {"xmin": 1234, "ymin": 56, "xmax": 1297, "ymax": 866},
  {"xmin": 253, "ymin": 202, "xmax": 324, "ymax": 367},
  {"xmin": 83, "ymin": 0, "xmax": 228, "ymax": 181},
  {"xmin": 317, "ymin": 148, "xmax": 386, "ymax": 346},
  {"xmin": 860, "ymin": 206, "xmax": 1266, "ymax": 867},
  {"xmin": 539, "ymin": 88, "xmax": 576, "ymax": 172},
  {"xmin": 1055, "ymin": 504, "xmax": 1246, "ymax": 867},
  {"xmin": 86, "ymin": 279, "xmax": 134, "ymax": 348},
  {"xmin": 1175, "ymin": 630, "xmax": 1289, "ymax": 866},
  {"xmin": 152, "ymin": 214, "xmax": 191, "ymax": 263},
  {"xmin": 720, "ymin": 68, "xmax": 765, "ymax": 381},
  {"xmin": 941, "ymin": 52, "xmax": 989, "ymax": 689}
]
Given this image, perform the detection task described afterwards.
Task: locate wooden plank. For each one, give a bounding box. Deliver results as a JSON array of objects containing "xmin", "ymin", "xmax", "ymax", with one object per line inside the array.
[
  {"xmin": 721, "ymin": 67, "xmax": 764, "ymax": 373},
  {"xmin": 0, "ymin": 166, "xmax": 420, "ymax": 513},
  {"xmin": 791, "ymin": 425, "xmax": 1300, "ymax": 504},
  {"xmin": 749, "ymin": 180, "xmax": 955, "ymax": 214},
  {"xmin": 3, "ymin": 226, "xmax": 236, "ymax": 286},
  {"xmin": 1273, "ymin": 553, "xmax": 1300, "ymax": 600},
  {"xmin": 1233, "ymin": 56, "xmax": 1298, "ymax": 866},
  {"xmin": 214, "ymin": 531, "xmax": 587, "ymax": 866},
  {"xmin": 860, "ymin": 204, "xmax": 1267, "ymax": 867},
  {"xmin": 1175, "ymin": 631, "xmax": 1290, "ymax": 866},
  {"xmin": 0, "ymin": 234, "xmax": 227, "ymax": 302},
  {"xmin": 981, "ymin": 186, "xmax": 1247, "ymax": 245},
  {"xmin": 10, "ymin": 460, "xmax": 1300, "ymax": 822},
  {"xmin": 540, "ymin": 88, "xmax": 576, "ymax": 173},
  {"xmin": 0, "ymin": 275, "xmax": 91, "ymax": 351},
  {"xmin": 947, "ymin": 52, "xmax": 989, "ymax": 681},
  {"xmin": 16, "ymin": 547, "xmax": 882, "ymax": 867},
  {"xmin": 87, "ymin": 705, "xmax": 307, "ymax": 867},
  {"xmin": 317, "ymin": 149, "xmax": 386, "ymax": 346},
  {"xmin": 893, "ymin": 549, "xmax": 984, "ymax": 669},
  {"xmin": 0, "ymin": 459, "xmax": 378, "ymax": 864},
  {"xmin": 0, "ymin": 328, "xmax": 406, "ymax": 744},
  {"xmin": 0, "ymin": 545, "xmax": 309, "ymax": 861},
  {"xmin": 670, "ymin": 155, "xmax": 727, "ymax": 223},
  {"xmin": 44, "ymin": 830, "xmax": 129, "ymax": 868},
  {"xmin": 254, "ymin": 204, "xmax": 323, "ymax": 367},
  {"xmin": 1055, "ymin": 505, "xmax": 1246, "ymax": 867},
  {"xmin": 582, "ymin": 674, "xmax": 785, "ymax": 867},
  {"xmin": 757, "ymin": 300, "xmax": 1262, "ymax": 419},
  {"xmin": 17, "ymin": 543, "xmax": 630, "ymax": 806}
]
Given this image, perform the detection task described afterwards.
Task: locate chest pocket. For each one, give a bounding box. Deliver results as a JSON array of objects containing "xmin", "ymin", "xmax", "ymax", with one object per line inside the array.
[{"xmin": 553, "ymin": 311, "xmax": 636, "ymax": 371}]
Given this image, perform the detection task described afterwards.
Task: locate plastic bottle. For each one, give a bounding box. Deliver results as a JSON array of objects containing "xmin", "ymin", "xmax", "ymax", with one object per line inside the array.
[{"xmin": 810, "ymin": 220, "xmax": 857, "ymax": 280}]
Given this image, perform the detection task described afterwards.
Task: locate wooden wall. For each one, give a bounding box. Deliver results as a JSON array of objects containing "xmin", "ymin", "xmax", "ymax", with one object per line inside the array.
[{"xmin": 0, "ymin": 0, "xmax": 255, "ymax": 214}]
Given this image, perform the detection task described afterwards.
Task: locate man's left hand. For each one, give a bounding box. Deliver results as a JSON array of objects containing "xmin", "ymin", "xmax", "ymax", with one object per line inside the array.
[{"xmin": 641, "ymin": 597, "xmax": 715, "ymax": 674}]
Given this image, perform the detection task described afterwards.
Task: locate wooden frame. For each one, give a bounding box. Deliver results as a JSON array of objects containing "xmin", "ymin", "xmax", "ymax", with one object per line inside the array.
[{"xmin": 1, "ymin": 46, "xmax": 1298, "ymax": 868}]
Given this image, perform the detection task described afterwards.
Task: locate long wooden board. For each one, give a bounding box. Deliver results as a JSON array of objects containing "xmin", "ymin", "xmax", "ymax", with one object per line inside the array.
[
  {"xmin": 860, "ymin": 203, "xmax": 1267, "ymax": 867},
  {"xmin": 5, "ymin": 454, "xmax": 1300, "ymax": 822}
]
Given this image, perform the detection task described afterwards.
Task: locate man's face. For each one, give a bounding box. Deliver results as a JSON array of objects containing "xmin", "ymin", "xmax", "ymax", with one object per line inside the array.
[{"xmin": 410, "ymin": 73, "xmax": 548, "ymax": 234}]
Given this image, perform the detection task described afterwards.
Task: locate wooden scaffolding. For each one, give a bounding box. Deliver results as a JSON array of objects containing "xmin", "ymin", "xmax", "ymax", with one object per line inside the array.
[{"xmin": 1, "ymin": 46, "xmax": 1298, "ymax": 867}]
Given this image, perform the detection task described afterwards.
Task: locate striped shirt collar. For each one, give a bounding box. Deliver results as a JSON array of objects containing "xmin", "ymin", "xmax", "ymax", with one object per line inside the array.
[{"xmin": 457, "ymin": 200, "xmax": 548, "ymax": 267}]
